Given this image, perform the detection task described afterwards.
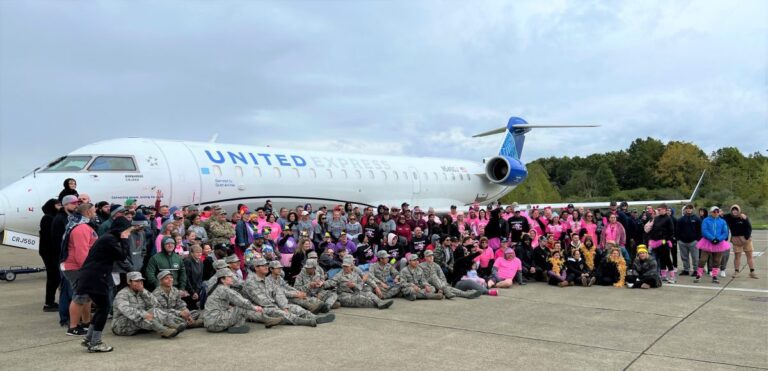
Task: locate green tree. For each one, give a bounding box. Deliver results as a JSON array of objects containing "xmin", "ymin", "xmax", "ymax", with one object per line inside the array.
[
  {"xmin": 622, "ymin": 137, "xmax": 665, "ymax": 189},
  {"xmin": 595, "ymin": 163, "xmax": 619, "ymax": 197},
  {"xmin": 500, "ymin": 162, "xmax": 561, "ymax": 204},
  {"xmin": 655, "ymin": 141, "xmax": 708, "ymax": 194},
  {"xmin": 562, "ymin": 170, "xmax": 596, "ymax": 198}
]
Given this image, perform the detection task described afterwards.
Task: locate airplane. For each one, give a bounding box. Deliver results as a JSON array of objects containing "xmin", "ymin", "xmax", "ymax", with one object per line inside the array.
[{"xmin": 0, "ymin": 116, "xmax": 688, "ymax": 251}]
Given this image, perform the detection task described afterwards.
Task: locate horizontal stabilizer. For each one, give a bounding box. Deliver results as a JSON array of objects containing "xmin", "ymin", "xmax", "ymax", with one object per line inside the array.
[{"xmin": 473, "ymin": 124, "xmax": 599, "ymax": 138}]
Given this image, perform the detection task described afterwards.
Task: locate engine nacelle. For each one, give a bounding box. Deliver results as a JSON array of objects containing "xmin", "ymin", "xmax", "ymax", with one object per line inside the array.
[{"xmin": 484, "ymin": 156, "xmax": 528, "ymax": 186}]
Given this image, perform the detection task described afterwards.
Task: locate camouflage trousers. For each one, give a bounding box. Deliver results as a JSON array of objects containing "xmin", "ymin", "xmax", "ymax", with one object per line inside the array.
[
  {"xmin": 439, "ymin": 285, "xmax": 477, "ymax": 299},
  {"xmin": 111, "ymin": 308, "xmax": 183, "ymax": 336},
  {"xmin": 204, "ymin": 307, "xmax": 265, "ymax": 332},
  {"xmin": 289, "ymin": 297, "xmax": 325, "ymax": 311},
  {"xmin": 312, "ymin": 290, "xmax": 339, "ymax": 307},
  {"xmin": 377, "ymin": 284, "xmax": 402, "ymax": 299},
  {"xmin": 338, "ymin": 291, "xmax": 382, "ymax": 308},
  {"xmin": 400, "ymin": 285, "xmax": 435, "ymax": 300},
  {"xmin": 262, "ymin": 304, "xmax": 314, "ymax": 325}
]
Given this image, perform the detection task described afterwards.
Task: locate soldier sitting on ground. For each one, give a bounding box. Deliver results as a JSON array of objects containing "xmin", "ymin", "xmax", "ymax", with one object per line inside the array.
[
  {"xmin": 400, "ymin": 254, "xmax": 444, "ymax": 301},
  {"xmin": 111, "ymin": 272, "xmax": 186, "ymax": 339},
  {"xmin": 266, "ymin": 260, "xmax": 328, "ymax": 313},
  {"xmin": 420, "ymin": 250, "xmax": 481, "ymax": 299},
  {"xmin": 293, "ymin": 259, "xmax": 340, "ymax": 310},
  {"xmin": 368, "ymin": 250, "xmax": 402, "ymax": 299},
  {"xmin": 152, "ymin": 270, "xmax": 203, "ymax": 328},
  {"xmin": 331, "ymin": 256, "xmax": 394, "ymax": 309},
  {"xmin": 203, "ymin": 269, "xmax": 282, "ymax": 334}
]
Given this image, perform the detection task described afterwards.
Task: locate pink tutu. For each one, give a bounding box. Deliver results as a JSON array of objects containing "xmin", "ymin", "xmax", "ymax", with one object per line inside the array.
[
  {"xmin": 696, "ymin": 239, "xmax": 731, "ymax": 253},
  {"xmin": 648, "ymin": 240, "xmax": 671, "ymax": 249},
  {"xmin": 488, "ymin": 237, "xmax": 500, "ymax": 251}
]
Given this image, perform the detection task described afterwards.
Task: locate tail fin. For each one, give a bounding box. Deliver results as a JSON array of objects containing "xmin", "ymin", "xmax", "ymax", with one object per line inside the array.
[{"xmin": 473, "ymin": 116, "xmax": 599, "ymax": 160}]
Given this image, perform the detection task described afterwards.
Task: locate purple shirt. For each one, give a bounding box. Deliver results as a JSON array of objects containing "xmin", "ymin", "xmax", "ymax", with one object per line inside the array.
[{"xmin": 334, "ymin": 240, "xmax": 357, "ymax": 255}]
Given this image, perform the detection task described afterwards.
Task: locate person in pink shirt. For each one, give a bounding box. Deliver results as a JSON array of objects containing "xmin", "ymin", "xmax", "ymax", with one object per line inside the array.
[
  {"xmin": 467, "ymin": 210, "xmax": 480, "ymax": 236},
  {"xmin": 477, "ymin": 209, "xmax": 489, "ymax": 233},
  {"xmin": 600, "ymin": 214, "xmax": 627, "ymax": 249},
  {"xmin": 546, "ymin": 214, "xmax": 566, "ymax": 241},
  {"xmin": 527, "ymin": 209, "xmax": 545, "ymax": 236},
  {"xmin": 454, "ymin": 212, "xmax": 471, "ymax": 238},
  {"xmin": 580, "ymin": 212, "xmax": 599, "ymax": 245},
  {"xmin": 487, "ymin": 247, "xmax": 522, "ymax": 288},
  {"xmin": 474, "ymin": 237, "xmax": 495, "ymax": 278},
  {"xmin": 61, "ymin": 203, "xmax": 98, "ymax": 336},
  {"xmin": 260, "ymin": 213, "xmax": 282, "ymax": 241}
]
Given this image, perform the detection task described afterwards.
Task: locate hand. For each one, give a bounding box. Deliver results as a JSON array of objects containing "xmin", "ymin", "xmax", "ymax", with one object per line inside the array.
[
  {"xmin": 156, "ymin": 190, "xmax": 164, "ymax": 199},
  {"xmin": 284, "ymin": 308, "xmax": 290, "ymax": 314},
  {"xmin": 120, "ymin": 228, "xmax": 133, "ymax": 239},
  {"xmin": 425, "ymin": 286, "xmax": 433, "ymax": 293},
  {"xmin": 412, "ymin": 286, "xmax": 420, "ymax": 293},
  {"xmin": 253, "ymin": 306, "xmax": 263, "ymax": 313},
  {"xmin": 346, "ymin": 281, "xmax": 356, "ymax": 288},
  {"xmin": 380, "ymin": 283, "xmax": 389, "ymax": 289},
  {"xmin": 145, "ymin": 312, "xmax": 154, "ymax": 321},
  {"xmin": 374, "ymin": 287, "xmax": 383, "ymax": 298},
  {"xmin": 362, "ymin": 274, "xmax": 369, "ymax": 282},
  {"xmin": 296, "ymin": 292, "xmax": 307, "ymax": 300},
  {"xmin": 181, "ymin": 310, "xmax": 191, "ymax": 320},
  {"xmin": 180, "ymin": 290, "xmax": 189, "ymax": 298}
]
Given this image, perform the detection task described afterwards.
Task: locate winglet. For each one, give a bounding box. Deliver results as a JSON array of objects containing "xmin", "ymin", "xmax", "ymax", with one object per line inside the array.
[{"xmin": 687, "ymin": 170, "xmax": 706, "ymax": 203}]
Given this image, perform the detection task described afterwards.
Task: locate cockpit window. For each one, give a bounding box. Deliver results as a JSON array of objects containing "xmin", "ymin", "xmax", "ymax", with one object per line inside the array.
[
  {"xmin": 42, "ymin": 156, "xmax": 92, "ymax": 172},
  {"xmin": 88, "ymin": 156, "xmax": 137, "ymax": 171}
]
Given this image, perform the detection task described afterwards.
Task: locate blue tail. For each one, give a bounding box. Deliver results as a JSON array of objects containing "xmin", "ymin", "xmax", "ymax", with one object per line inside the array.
[{"xmin": 498, "ymin": 117, "xmax": 530, "ymax": 160}]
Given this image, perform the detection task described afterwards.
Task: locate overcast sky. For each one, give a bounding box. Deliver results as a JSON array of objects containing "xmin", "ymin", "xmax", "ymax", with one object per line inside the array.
[{"xmin": 1, "ymin": 0, "xmax": 766, "ymax": 187}]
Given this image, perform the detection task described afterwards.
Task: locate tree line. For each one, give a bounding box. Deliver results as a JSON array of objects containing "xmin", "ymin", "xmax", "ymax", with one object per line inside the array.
[{"xmin": 501, "ymin": 138, "xmax": 768, "ymax": 224}]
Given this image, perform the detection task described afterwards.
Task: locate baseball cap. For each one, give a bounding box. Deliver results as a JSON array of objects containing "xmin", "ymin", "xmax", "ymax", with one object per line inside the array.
[
  {"xmin": 110, "ymin": 205, "xmax": 126, "ymax": 217},
  {"xmin": 710, "ymin": 206, "xmax": 721, "ymax": 212},
  {"xmin": 376, "ymin": 250, "xmax": 390, "ymax": 259},
  {"xmin": 215, "ymin": 269, "xmax": 234, "ymax": 279},
  {"xmin": 224, "ymin": 255, "xmax": 240, "ymax": 264},
  {"xmin": 213, "ymin": 260, "xmax": 228, "ymax": 270},
  {"xmin": 269, "ymin": 260, "xmax": 283, "ymax": 269},
  {"xmin": 156, "ymin": 270, "xmax": 172, "ymax": 280},
  {"xmin": 424, "ymin": 250, "xmax": 434, "ymax": 257},
  {"xmin": 162, "ymin": 237, "xmax": 176, "ymax": 246},
  {"xmin": 127, "ymin": 271, "xmax": 144, "ymax": 281},
  {"xmin": 62, "ymin": 195, "xmax": 80, "ymax": 205},
  {"xmin": 342, "ymin": 256, "xmax": 354, "ymax": 266},
  {"xmin": 125, "ymin": 198, "xmax": 137, "ymax": 206},
  {"xmin": 307, "ymin": 251, "xmax": 318, "ymax": 259},
  {"xmin": 252, "ymin": 258, "xmax": 268, "ymax": 267},
  {"xmin": 407, "ymin": 254, "xmax": 419, "ymax": 261},
  {"xmin": 304, "ymin": 260, "xmax": 317, "ymax": 269}
]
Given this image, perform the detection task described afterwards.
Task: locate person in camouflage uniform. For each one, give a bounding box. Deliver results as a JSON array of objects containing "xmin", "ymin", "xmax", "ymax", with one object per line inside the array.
[
  {"xmin": 205, "ymin": 256, "xmax": 244, "ymax": 295},
  {"xmin": 112, "ymin": 272, "xmax": 186, "ymax": 338},
  {"xmin": 433, "ymin": 236, "xmax": 455, "ymax": 278},
  {"xmin": 207, "ymin": 211, "xmax": 235, "ymax": 247},
  {"xmin": 203, "ymin": 269, "xmax": 281, "ymax": 334},
  {"xmin": 400, "ymin": 254, "xmax": 444, "ymax": 301},
  {"xmin": 152, "ymin": 270, "xmax": 203, "ymax": 328},
  {"xmin": 420, "ymin": 251, "xmax": 481, "ymax": 299},
  {"xmin": 330, "ymin": 256, "xmax": 394, "ymax": 309},
  {"xmin": 368, "ymin": 250, "xmax": 402, "ymax": 299},
  {"xmin": 293, "ymin": 259, "xmax": 340, "ymax": 309},
  {"xmin": 243, "ymin": 259, "xmax": 335, "ymax": 327},
  {"xmin": 265, "ymin": 260, "xmax": 327, "ymax": 313}
]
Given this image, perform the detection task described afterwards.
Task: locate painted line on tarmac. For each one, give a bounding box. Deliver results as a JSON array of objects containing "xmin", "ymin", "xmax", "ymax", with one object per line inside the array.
[{"xmin": 665, "ymin": 283, "xmax": 768, "ymax": 294}]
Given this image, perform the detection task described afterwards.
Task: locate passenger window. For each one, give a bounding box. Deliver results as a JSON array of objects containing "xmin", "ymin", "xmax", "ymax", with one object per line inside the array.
[
  {"xmin": 310, "ymin": 168, "xmax": 317, "ymax": 178},
  {"xmin": 88, "ymin": 156, "xmax": 136, "ymax": 171},
  {"xmin": 327, "ymin": 169, "xmax": 333, "ymax": 178},
  {"xmin": 42, "ymin": 156, "xmax": 92, "ymax": 172},
  {"xmin": 342, "ymin": 169, "xmax": 348, "ymax": 179},
  {"xmin": 254, "ymin": 167, "xmax": 262, "ymax": 177},
  {"xmin": 381, "ymin": 170, "xmax": 387, "ymax": 180},
  {"xmin": 393, "ymin": 171, "xmax": 399, "ymax": 181},
  {"xmin": 369, "ymin": 170, "xmax": 375, "ymax": 179},
  {"xmin": 402, "ymin": 171, "xmax": 408, "ymax": 180},
  {"xmin": 235, "ymin": 166, "xmax": 243, "ymax": 178},
  {"xmin": 355, "ymin": 170, "xmax": 362, "ymax": 179},
  {"xmin": 213, "ymin": 165, "xmax": 222, "ymax": 177},
  {"xmin": 273, "ymin": 167, "xmax": 281, "ymax": 178},
  {"xmin": 413, "ymin": 172, "xmax": 418, "ymax": 180},
  {"xmin": 293, "ymin": 168, "xmax": 300, "ymax": 178}
]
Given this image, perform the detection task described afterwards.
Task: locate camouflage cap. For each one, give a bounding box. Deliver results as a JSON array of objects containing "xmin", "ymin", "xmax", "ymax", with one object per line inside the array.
[
  {"xmin": 269, "ymin": 260, "xmax": 283, "ymax": 269},
  {"xmin": 341, "ymin": 256, "xmax": 355, "ymax": 266},
  {"xmin": 215, "ymin": 269, "xmax": 234, "ymax": 279},
  {"xmin": 213, "ymin": 260, "xmax": 228, "ymax": 270},
  {"xmin": 376, "ymin": 250, "xmax": 390, "ymax": 259},
  {"xmin": 252, "ymin": 257, "xmax": 268, "ymax": 267},
  {"xmin": 127, "ymin": 271, "xmax": 144, "ymax": 281},
  {"xmin": 304, "ymin": 259, "xmax": 317, "ymax": 269},
  {"xmin": 156, "ymin": 270, "xmax": 172, "ymax": 281},
  {"xmin": 307, "ymin": 251, "xmax": 319, "ymax": 259},
  {"xmin": 423, "ymin": 250, "xmax": 434, "ymax": 257},
  {"xmin": 224, "ymin": 255, "xmax": 240, "ymax": 264},
  {"xmin": 407, "ymin": 254, "xmax": 419, "ymax": 261}
]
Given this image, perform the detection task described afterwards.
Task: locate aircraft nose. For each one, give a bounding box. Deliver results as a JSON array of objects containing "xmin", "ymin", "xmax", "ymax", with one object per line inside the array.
[{"xmin": 0, "ymin": 190, "xmax": 8, "ymax": 233}]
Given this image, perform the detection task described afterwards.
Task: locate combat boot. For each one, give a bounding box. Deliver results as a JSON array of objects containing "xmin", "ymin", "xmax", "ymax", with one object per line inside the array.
[
  {"xmin": 227, "ymin": 325, "xmax": 250, "ymax": 334},
  {"xmin": 376, "ymin": 299, "xmax": 394, "ymax": 309},
  {"xmin": 316, "ymin": 313, "xmax": 335, "ymax": 324},
  {"xmin": 293, "ymin": 317, "xmax": 317, "ymax": 327},
  {"xmin": 305, "ymin": 301, "xmax": 323, "ymax": 314},
  {"xmin": 187, "ymin": 319, "xmax": 205, "ymax": 329},
  {"xmin": 426, "ymin": 293, "xmax": 444, "ymax": 300},
  {"xmin": 331, "ymin": 301, "xmax": 341, "ymax": 309},
  {"xmin": 443, "ymin": 290, "xmax": 456, "ymax": 299},
  {"xmin": 150, "ymin": 319, "xmax": 183, "ymax": 339},
  {"xmin": 464, "ymin": 290, "xmax": 482, "ymax": 299},
  {"xmin": 263, "ymin": 316, "xmax": 284, "ymax": 329}
]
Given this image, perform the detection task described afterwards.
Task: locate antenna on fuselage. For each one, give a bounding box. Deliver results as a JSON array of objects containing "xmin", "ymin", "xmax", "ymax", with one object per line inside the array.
[{"xmin": 209, "ymin": 134, "xmax": 219, "ymax": 143}]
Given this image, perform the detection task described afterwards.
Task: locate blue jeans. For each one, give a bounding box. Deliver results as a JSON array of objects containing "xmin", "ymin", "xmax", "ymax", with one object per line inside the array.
[
  {"xmin": 327, "ymin": 268, "xmax": 341, "ymax": 278},
  {"xmin": 58, "ymin": 273, "xmax": 72, "ymax": 326}
]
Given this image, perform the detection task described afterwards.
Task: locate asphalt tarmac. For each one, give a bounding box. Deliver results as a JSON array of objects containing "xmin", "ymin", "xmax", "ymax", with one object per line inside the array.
[{"xmin": 1, "ymin": 232, "xmax": 766, "ymax": 370}]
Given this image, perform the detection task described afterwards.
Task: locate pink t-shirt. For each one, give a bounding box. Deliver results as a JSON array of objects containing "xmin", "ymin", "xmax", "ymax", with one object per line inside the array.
[
  {"xmin": 493, "ymin": 257, "xmax": 522, "ymax": 280},
  {"xmin": 580, "ymin": 221, "xmax": 598, "ymax": 244},
  {"xmin": 474, "ymin": 247, "xmax": 495, "ymax": 268}
]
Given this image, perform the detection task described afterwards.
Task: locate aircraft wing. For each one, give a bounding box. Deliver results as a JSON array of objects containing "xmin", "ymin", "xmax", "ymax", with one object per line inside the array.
[{"xmin": 516, "ymin": 170, "xmax": 706, "ymax": 211}]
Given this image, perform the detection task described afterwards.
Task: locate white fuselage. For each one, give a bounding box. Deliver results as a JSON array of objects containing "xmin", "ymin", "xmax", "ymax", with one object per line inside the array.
[{"xmin": 0, "ymin": 138, "xmax": 511, "ymax": 247}]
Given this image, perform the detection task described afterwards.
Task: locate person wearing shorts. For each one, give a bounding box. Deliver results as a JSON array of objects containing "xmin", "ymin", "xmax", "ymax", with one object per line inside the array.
[{"xmin": 726, "ymin": 205, "xmax": 758, "ymax": 279}]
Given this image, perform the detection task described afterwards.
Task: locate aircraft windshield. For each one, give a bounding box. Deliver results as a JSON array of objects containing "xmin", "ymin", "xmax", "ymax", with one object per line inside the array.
[
  {"xmin": 88, "ymin": 156, "xmax": 137, "ymax": 171},
  {"xmin": 41, "ymin": 156, "xmax": 92, "ymax": 172}
]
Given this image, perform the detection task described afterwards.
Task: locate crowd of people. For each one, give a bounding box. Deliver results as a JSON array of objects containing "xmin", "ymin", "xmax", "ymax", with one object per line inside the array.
[{"xmin": 36, "ymin": 177, "xmax": 757, "ymax": 353}]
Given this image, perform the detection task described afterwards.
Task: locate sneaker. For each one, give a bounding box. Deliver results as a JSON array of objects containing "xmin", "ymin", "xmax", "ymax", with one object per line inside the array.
[
  {"xmin": 680, "ymin": 271, "xmax": 690, "ymax": 276},
  {"xmin": 712, "ymin": 276, "xmax": 720, "ymax": 284},
  {"xmin": 749, "ymin": 272, "xmax": 759, "ymax": 279},
  {"xmin": 80, "ymin": 338, "xmax": 90, "ymax": 347},
  {"xmin": 67, "ymin": 327, "xmax": 87, "ymax": 336},
  {"xmin": 488, "ymin": 289, "xmax": 498, "ymax": 296},
  {"xmin": 588, "ymin": 277, "xmax": 596, "ymax": 287},
  {"xmin": 87, "ymin": 342, "xmax": 113, "ymax": 353},
  {"xmin": 694, "ymin": 276, "xmax": 701, "ymax": 283},
  {"xmin": 733, "ymin": 270, "xmax": 740, "ymax": 278},
  {"xmin": 641, "ymin": 283, "xmax": 650, "ymax": 289},
  {"xmin": 43, "ymin": 304, "xmax": 58, "ymax": 312},
  {"xmin": 720, "ymin": 270, "xmax": 727, "ymax": 278}
]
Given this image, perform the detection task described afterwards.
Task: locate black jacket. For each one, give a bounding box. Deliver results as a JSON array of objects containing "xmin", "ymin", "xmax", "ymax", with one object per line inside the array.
[
  {"xmin": 632, "ymin": 257, "xmax": 661, "ymax": 287},
  {"xmin": 50, "ymin": 210, "xmax": 70, "ymax": 260},
  {"xmin": 596, "ymin": 258, "xmax": 621, "ymax": 284},
  {"xmin": 515, "ymin": 243, "xmax": 535, "ymax": 271},
  {"xmin": 532, "ymin": 246, "xmax": 549, "ymax": 272},
  {"xmin": 76, "ymin": 233, "xmax": 129, "ymax": 296},
  {"xmin": 648, "ymin": 214, "xmax": 675, "ymax": 241},
  {"xmin": 184, "ymin": 256, "xmax": 203, "ymax": 295},
  {"xmin": 452, "ymin": 248, "xmax": 480, "ymax": 284},
  {"xmin": 676, "ymin": 214, "xmax": 702, "ymax": 243},
  {"xmin": 566, "ymin": 257, "xmax": 590, "ymax": 277},
  {"xmin": 724, "ymin": 214, "xmax": 752, "ymax": 240},
  {"xmin": 39, "ymin": 199, "xmax": 59, "ymax": 259}
]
